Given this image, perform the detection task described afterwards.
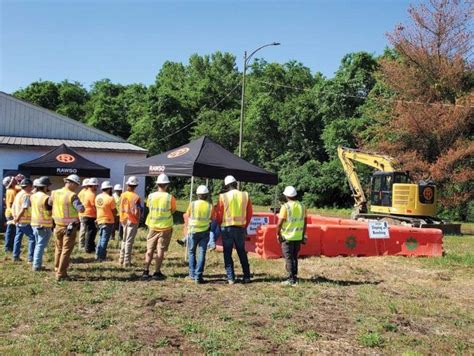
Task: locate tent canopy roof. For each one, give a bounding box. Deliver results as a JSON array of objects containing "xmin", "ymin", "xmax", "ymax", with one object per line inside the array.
[
  {"xmin": 18, "ymin": 144, "xmax": 110, "ymax": 178},
  {"xmin": 124, "ymin": 136, "xmax": 278, "ymax": 185}
]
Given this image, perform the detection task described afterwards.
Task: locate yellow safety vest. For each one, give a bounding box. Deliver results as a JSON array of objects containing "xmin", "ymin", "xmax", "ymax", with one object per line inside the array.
[
  {"xmin": 31, "ymin": 191, "xmax": 53, "ymax": 228},
  {"xmin": 220, "ymin": 190, "xmax": 248, "ymax": 227},
  {"xmin": 12, "ymin": 190, "xmax": 31, "ymax": 224},
  {"xmin": 281, "ymin": 201, "xmax": 305, "ymax": 241},
  {"xmin": 51, "ymin": 187, "xmax": 79, "ymax": 226},
  {"xmin": 113, "ymin": 193, "xmax": 121, "ymax": 216},
  {"xmin": 146, "ymin": 192, "xmax": 173, "ymax": 230},
  {"xmin": 188, "ymin": 200, "xmax": 212, "ymax": 234}
]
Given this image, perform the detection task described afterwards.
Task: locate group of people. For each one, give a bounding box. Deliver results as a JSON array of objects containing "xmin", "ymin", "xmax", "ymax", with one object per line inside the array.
[{"xmin": 3, "ymin": 172, "xmax": 307, "ymax": 285}]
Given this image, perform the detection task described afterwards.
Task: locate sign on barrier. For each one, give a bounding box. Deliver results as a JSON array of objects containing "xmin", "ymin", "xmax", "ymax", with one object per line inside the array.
[
  {"xmin": 368, "ymin": 220, "xmax": 390, "ymax": 239},
  {"xmin": 247, "ymin": 216, "xmax": 270, "ymax": 235}
]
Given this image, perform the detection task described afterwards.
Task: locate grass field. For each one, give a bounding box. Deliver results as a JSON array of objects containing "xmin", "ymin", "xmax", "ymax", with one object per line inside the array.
[{"xmin": 0, "ymin": 211, "xmax": 473, "ymax": 354}]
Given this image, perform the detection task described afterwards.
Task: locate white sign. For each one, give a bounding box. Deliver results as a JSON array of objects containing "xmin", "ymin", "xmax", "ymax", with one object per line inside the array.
[
  {"xmin": 368, "ymin": 220, "xmax": 390, "ymax": 239},
  {"xmin": 247, "ymin": 216, "xmax": 270, "ymax": 235}
]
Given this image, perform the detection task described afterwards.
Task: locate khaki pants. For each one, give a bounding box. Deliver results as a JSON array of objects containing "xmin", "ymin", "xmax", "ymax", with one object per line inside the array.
[
  {"xmin": 120, "ymin": 222, "xmax": 138, "ymax": 266},
  {"xmin": 78, "ymin": 218, "xmax": 86, "ymax": 248},
  {"xmin": 54, "ymin": 226, "xmax": 77, "ymax": 278}
]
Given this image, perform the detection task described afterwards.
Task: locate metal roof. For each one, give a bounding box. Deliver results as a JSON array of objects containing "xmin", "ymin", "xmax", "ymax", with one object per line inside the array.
[
  {"xmin": 0, "ymin": 135, "xmax": 147, "ymax": 153},
  {"xmin": 0, "ymin": 91, "xmax": 127, "ymax": 142}
]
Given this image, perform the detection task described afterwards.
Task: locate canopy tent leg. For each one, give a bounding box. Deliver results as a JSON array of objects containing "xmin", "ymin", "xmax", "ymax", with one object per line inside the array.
[
  {"xmin": 273, "ymin": 185, "xmax": 279, "ymax": 216},
  {"xmin": 185, "ymin": 176, "xmax": 194, "ymax": 262}
]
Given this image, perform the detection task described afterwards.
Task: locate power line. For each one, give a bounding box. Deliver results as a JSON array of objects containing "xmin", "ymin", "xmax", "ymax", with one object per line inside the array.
[{"xmin": 157, "ymin": 81, "xmax": 242, "ymax": 142}]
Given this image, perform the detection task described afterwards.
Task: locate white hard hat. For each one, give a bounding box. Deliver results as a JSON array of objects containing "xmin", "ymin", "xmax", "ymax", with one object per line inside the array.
[
  {"xmin": 88, "ymin": 177, "xmax": 99, "ymax": 186},
  {"xmin": 33, "ymin": 179, "xmax": 41, "ymax": 187},
  {"xmin": 114, "ymin": 184, "xmax": 123, "ymax": 191},
  {"xmin": 2, "ymin": 176, "xmax": 12, "ymax": 187},
  {"xmin": 82, "ymin": 178, "xmax": 89, "ymax": 187},
  {"xmin": 126, "ymin": 176, "xmax": 139, "ymax": 186},
  {"xmin": 101, "ymin": 181, "xmax": 113, "ymax": 190},
  {"xmin": 283, "ymin": 186, "xmax": 297, "ymax": 198},
  {"xmin": 196, "ymin": 185, "xmax": 209, "ymax": 195},
  {"xmin": 156, "ymin": 174, "xmax": 170, "ymax": 185},
  {"xmin": 65, "ymin": 174, "xmax": 81, "ymax": 185},
  {"xmin": 224, "ymin": 175, "xmax": 237, "ymax": 186}
]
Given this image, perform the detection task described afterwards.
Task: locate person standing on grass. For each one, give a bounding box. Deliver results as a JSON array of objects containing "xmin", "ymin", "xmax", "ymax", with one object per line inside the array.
[
  {"xmin": 216, "ymin": 175, "xmax": 253, "ymax": 285},
  {"xmin": 82, "ymin": 178, "xmax": 99, "ymax": 254},
  {"xmin": 30, "ymin": 176, "xmax": 53, "ymax": 271},
  {"xmin": 142, "ymin": 174, "xmax": 176, "ymax": 280},
  {"xmin": 3, "ymin": 176, "xmax": 18, "ymax": 256},
  {"xmin": 186, "ymin": 185, "xmax": 215, "ymax": 284},
  {"xmin": 277, "ymin": 186, "xmax": 307, "ymax": 286},
  {"xmin": 95, "ymin": 181, "xmax": 117, "ymax": 262},
  {"xmin": 50, "ymin": 174, "xmax": 85, "ymax": 281},
  {"xmin": 119, "ymin": 176, "xmax": 142, "ymax": 267},
  {"xmin": 12, "ymin": 178, "xmax": 36, "ymax": 263},
  {"xmin": 77, "ymin": 178, "xmax": 89, "ymax": 250},
  {"xmin": 112, "ymin": 184, "xmax": 123, "ymax": 241}
]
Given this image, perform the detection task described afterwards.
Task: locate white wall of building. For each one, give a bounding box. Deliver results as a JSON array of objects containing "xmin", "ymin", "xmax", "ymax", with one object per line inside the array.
[{"xmin": 0, "ymin": 146, "xmax": 147, "ymax": 218}]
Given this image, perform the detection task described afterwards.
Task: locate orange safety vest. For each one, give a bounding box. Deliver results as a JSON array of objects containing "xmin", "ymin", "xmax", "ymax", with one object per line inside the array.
[
  {"xmin": 12, "ymin": 190, "xmax": 32, "ymax": 224},
  {"xmin": 31, "ymin": 191, "xmax": 53, "ymax": 228},
  {"xmin": 51, "ymin": 187, "xmax": 80, "ymax": 226},
  {"xmin": 219, "ymin": 190, "xmax": 249, "ymax": 227},
  {"xmin": 120, "ymin": 191, "xmax": 141, "ymax": 224}
]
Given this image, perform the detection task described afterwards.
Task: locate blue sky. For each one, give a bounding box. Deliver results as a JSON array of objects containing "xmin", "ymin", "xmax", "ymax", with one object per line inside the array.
[{"xmin": 0, "ymin": 0, "xmax": 411, "ymax": 93}]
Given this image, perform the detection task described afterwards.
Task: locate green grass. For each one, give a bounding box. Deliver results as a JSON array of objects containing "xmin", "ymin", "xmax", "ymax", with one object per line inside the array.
[{"xmin": 0, "ymin": 210, "xmax": 473, "ymax": 354}]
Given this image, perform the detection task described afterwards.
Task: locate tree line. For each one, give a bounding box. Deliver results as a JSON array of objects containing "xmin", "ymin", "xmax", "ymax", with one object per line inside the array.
[{"xmin": 13, "ymin": 0, "xmax": 473, "ymax": 220}]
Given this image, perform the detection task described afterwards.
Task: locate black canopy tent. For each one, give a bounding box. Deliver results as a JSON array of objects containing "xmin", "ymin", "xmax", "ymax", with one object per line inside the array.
[
  {"xmin": 18, "ymin": 144, "xmax": 110, "ymax": 178},
  {"xmin": 124, "ymin": 136, "xmax": 278, "ymax": 184}
]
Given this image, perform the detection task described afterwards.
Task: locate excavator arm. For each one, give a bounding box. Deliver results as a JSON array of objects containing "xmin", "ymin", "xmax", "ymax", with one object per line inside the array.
[{"xmin": 337, "ymin": 146, "xmax": 398, "ymax": 215}]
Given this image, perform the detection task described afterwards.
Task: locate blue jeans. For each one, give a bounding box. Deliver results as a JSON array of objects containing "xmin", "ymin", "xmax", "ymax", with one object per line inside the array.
[
  {"xmin": 32, "ymin": 227, "xmax": 52, "ymax": 269},
  {"xmin": 13, "ymin": 224, "xmax": 36, "ymax": 261},
  {"xmin": 96, "ymin": 224, "xmax": 114, "ymax": 260},
  {"xmin": 4, "ymin": 223, "xmax": 16, "ymax": 252},
  {"xmin": 188, "ymin": 231, "xmax": 210, "ymax": 280},
  {"xmin": 221, "ymin": 226, "xmax": 251, "ymax": 281}
]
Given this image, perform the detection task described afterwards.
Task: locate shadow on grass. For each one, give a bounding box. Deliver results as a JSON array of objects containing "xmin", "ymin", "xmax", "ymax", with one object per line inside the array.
[
  {"xmin": 70, "ymin": 256, "xmax": 96, "ymax": 264},
  {"xmin": 309, "ymin": 275, "xmax": 383, "ymax": 286}
]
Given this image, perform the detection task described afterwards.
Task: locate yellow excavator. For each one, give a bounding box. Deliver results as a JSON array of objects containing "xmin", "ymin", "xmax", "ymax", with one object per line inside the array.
[{"xmin": 337, "ymin": 146, "xmax": 460, "ymax": 234}]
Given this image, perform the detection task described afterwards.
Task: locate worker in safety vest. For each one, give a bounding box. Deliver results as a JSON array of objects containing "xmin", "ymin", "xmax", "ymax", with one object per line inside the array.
[
  {"xmin": 49, "ymin": 174, "xmax": 84, "ymax": 281},
  {"xmin": 186, "ymin": 185, "xmax": 215, "ymax": 284},
  {"xmin": 112, "ymin": 184, "xmax": 123, "ymax": 241},
  {"xmin": 30, "ymin": 176, "xmax": 53, "ymax": 271},
  {"xmin": 142, "ymin": 174, "xmax": 176, "ymax": 280},
  {"xmin": 119, "ymin": 176, "xmax": 142, "ymax": 267},
  {"xmin": 277, "ymin": 186, "xmax": 307, "ymax": 286},
  {"xmin": 216, "ymin": 175, "xmax": 253, "ymax": 284},
  {"xmin": 77, "ymin": 178, "xmax": 89, "ymax": 250},
  {"xmin": 2, "ymin": 176, "xmax": 18, "ymax": 254},
  {"xmin": 82, "ymin": 178, "xmax": 99, "ymax": 253},
  {"xmin": 12, "ymin": 178, "xmax": 36, "ymax": 263},
  {"xmin": 95, "ymin": 181, "xmax": 117, "ymax": 262}
]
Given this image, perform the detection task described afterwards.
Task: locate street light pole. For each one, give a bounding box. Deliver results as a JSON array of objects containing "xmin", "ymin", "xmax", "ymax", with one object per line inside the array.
[{"xmin": 238, "ymin": 42, "xmax": 280, "ymax": 158}]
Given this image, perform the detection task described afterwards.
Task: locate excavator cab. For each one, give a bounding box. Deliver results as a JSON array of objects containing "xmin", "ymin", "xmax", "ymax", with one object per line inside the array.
[{"xmin": 370, "ymin": 172, "xmax": 411, "ymax": 207}]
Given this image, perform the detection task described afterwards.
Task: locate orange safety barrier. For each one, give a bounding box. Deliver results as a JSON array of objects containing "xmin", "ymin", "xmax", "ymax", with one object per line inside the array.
[{"xmin": 320, "ymin": 225, "xmax": 380, "ymax": 257}]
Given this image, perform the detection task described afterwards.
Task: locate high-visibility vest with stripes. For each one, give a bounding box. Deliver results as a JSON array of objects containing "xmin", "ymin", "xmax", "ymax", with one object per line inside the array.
[
  {"xmin": 188, "ymin": 200, "xmax": 212, "ymax": 234},
  {"xmin": 146, "ymin": 192, "xmax": 173, "ymax": 230},
  {"xmin": 12, "ymin": 190, "xmax": 32, "ymax": 224},
  {"xmin": 220, "ymin": 190, "xmax": 248, "ymax": 227},
  {"xmin": 281, "ymin": 201, "xmax": 305, "ymax": 241},
  {"xmin": 51, "ymin": 187, "xmax": 79, "ymax": 226},
  {"xmin": 31, "ymin": 191, "xmax": 53, "ymax": 228}
]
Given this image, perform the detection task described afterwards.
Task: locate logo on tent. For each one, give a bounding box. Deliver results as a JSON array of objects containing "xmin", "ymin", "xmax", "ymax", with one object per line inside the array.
[
  {"xmin": 149, "ymin": 165, "xmax": 165, "ymax": 174},
  {"xmin": 167, "ymin": 147, "xmax": 190, "ymax": 159},
  {"xmin": 56, "ymin": 154, "xmax": 76, "ymax": 163}
]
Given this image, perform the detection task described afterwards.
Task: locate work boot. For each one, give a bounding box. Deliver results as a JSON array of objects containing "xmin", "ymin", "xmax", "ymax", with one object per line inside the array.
[
  {"xmin": 228, "ymin": 279, "xmax": 235, "ymax": 285},
  {"xmin": 141, "ymin": 270, "xmax": 150, "ymax": 280},
  {"xmin": 195, "ymin": 278, "xmax": 205, "ymax": 285},
  {"xmin": 281, "ymin": 279, "xmax": 297, "ymax": 286},
  {"xmin": 242, "ymin": 278, "xmax": 252, "ymax": 284},
  {"xmin": 152, "ymin": 271, "xmax": 166, "ymax": 281}
]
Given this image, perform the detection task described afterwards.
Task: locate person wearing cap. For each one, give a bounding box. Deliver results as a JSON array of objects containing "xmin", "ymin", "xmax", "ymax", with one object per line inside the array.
[
  {"xmin": 277, "ymin": 186, "xmax": 307, "ymax": 286},
  {"xmin": 49, "ymin": 174, "xmax": 85, "ymax": 281},
  {"xmin": 142, "ymin": 174, "xmax": 176, "ymax": 280},
  {"xmin": 2, "ymin": 176, "xmax": 17, "ymax": 254},
  {"xmin": 119, "ymin": 176, "xmax": 142, "ymax": 267},
  {"xmin": 12, "ymin": 178, "xmax": 36, "ymax": 263},
  {"xmin": 112, "ymin": 184, "xmax": 123, "ymax": 241},
  {"xmin": 82, "ymin": 178, "xmax": 99, "ymax": 254},
  {"xmin": 95, "ymin": 181, "xmax": 117, "ymax": 262},
  {"xmin": 77, "ymin": 179, "xmax": 89, "ymax": 250},
  {"xmin": 30, "ymin": 176, "xmax": 53, "ymax": 271},
  {"xmin": 185, "ymin": 185, "xmax": 215, "ymax": 284},
  {"xmin": 216, "ymin": 175, "xmax": 253, "ymax": 284}
]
